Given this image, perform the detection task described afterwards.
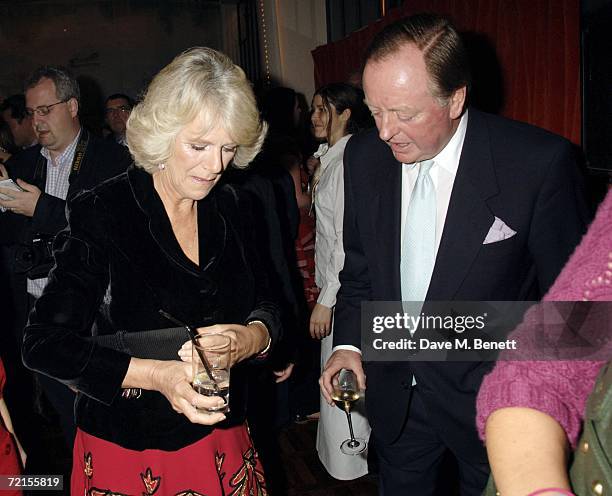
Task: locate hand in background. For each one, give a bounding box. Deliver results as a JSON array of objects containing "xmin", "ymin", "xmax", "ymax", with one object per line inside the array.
[
  {"xmin": 310, "ymin": 303, "xmax": 332, "ymax": 339},
  {"xmin": 305, "ymin": 156, "xmax": 320, "ymax": 177},
  {"xmin": 273, "ymin": 362, "xmax": 294, "ymax": 383}
]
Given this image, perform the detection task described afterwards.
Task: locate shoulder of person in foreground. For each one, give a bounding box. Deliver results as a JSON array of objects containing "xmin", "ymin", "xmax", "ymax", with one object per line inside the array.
[
  {"xmin": 68, "ymin": 165, "xmax": 131, "ymax": 213},
  {"xmin": 343, "ymin": 127, "xmax": 386, "ymax": 160},
  {"xmin": 472, "ymin": 109, "xmax": 580, "ymax": 167},
  {"xmin": 23, "ymin": 185, "xmax": 131, "ymax": 405},
  {"xmin": 476, "ymin": 191, "xmax": 612, "ymax": 445},
  {"xmin": 86, "ymin": 132, "xmax": 133, "ymax": 180}
]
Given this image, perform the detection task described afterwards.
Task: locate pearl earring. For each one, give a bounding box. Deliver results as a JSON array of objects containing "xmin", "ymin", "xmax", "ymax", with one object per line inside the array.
[{"xmin": 158, "ymin": 163, "xmax": 166, "ymax": 170}]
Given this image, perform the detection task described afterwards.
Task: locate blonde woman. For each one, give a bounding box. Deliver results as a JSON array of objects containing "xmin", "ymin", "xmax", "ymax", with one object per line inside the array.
[{"xmin": 23, "ymin": 48, "xmax": 278, "ymax": 495}]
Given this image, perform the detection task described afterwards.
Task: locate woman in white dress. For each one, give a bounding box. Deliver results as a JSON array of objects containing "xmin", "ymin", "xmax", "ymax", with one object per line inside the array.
[{"xmin": 309, "ymin": 83, "xmax": 373, "ymax": 480}]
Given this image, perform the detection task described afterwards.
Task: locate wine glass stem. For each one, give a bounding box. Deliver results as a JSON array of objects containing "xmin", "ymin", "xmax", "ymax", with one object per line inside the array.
[{"xmin": 345, "ymin": 410, "xmax": 357, "ymax": 442}]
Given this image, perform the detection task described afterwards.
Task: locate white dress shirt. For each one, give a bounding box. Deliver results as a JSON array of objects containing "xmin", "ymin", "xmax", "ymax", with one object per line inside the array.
[
  {"xmin": 334, "ymin": 111, "xmax": 469, "ymax": 355},
  {"xmin": 400, "ymin": 110, "xmax": 468, "ymax": 257},
  {"xmin": 314, "ymin": 134, "xmax": 351, "ymax": 308},
  {"xmin": 28, "ymin": 129, "xmax": 81, "ymax": 298}
]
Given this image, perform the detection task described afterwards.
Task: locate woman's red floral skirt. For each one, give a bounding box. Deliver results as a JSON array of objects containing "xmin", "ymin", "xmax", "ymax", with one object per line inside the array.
[{"xmin": 71, "ymin": 424, "xmax": 267, "ymax": 496}]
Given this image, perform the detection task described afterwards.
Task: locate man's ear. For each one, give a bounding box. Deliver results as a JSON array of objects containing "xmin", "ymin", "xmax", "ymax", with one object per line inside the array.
[
  {"xmin": 67, "ymin": 97, "xmax": 79, "ymax": 118},
  {"xmin": 448, "ymin": 86, "xmax": 467, "ymax": 120}
]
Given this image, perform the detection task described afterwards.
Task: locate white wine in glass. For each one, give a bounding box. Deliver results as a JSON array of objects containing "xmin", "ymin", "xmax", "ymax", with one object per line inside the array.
[{"xmin": 332, "ymin": 369, "xmax": 367, "ymax": 455}]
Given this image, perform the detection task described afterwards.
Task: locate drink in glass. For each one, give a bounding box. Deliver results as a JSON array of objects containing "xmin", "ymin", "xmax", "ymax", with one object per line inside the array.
[
  {"xmin": 332, "ymin": 369, "xmax": 367, "ymax": 455},
  {"xmin": 192, "ymin": 333, "xmax": 231, "ymax": 413}
]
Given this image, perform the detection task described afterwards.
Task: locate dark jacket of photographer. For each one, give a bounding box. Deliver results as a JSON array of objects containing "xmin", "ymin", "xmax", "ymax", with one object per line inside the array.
[
  {"xmin": 0, "ymin": 129, "xmax": 131, "ymax": 326},
  {"xmin": 1, "ymin": 129, "xmax": 131, "ymax": 245}
]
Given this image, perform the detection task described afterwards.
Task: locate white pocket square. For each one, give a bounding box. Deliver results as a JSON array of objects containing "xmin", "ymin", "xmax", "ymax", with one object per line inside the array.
[{"xmin": 483, "ymin": 216, "xmax": 516, "ymax": 244}]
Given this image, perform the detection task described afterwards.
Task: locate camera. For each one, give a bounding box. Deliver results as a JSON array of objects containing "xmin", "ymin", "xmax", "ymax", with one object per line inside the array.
[{"xmin": 15, "ymin": 235, "xmax": 55, "ymax": 279}]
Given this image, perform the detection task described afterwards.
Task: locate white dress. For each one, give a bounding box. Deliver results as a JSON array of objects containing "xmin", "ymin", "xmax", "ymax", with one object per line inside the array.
[{"xmin": 313, "ymin": 135, "xmax": 371, "ymax": 480}]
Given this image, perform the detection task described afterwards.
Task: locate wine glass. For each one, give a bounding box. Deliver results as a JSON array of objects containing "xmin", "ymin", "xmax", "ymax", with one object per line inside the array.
[{"xmin": 332, "ymin": 369, "xmax": 367, "ymax": 455}]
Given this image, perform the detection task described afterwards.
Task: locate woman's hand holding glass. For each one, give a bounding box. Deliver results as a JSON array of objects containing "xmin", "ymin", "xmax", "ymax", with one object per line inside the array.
[
  {"xmin": 178, "ymin": 322, "xmax": 270, "ymax": 367},
  {"xmin": 129, "ymin": 358, "xmax": 227, "ymax": 426},
  {"xmin": 191, "ymin": 333, "xmax": 231, "ymax": 413},
  {"xmin": 175, "ymin": 323, "xmax": 269, "ymax": 418}
]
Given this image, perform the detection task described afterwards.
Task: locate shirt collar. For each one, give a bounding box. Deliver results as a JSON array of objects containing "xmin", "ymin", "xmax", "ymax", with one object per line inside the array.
[
  {"xmin": 313, "ymin": 142, "xmax": 328, "ymax": 159},
  {"xmin": 40, "ymin": 128, "xmax": 82, "ymax": 167},
  {"xmin": 319, "ymin": 134, "xmax": 351, "ymax": 170}
]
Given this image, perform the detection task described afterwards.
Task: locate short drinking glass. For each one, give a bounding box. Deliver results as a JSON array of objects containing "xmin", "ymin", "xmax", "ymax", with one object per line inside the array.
[{"xmin": 192, "ymin": 333, "xmax": 231, "ymax": 413}]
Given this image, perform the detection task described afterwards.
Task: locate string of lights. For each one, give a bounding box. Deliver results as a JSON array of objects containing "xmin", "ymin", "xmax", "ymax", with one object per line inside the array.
[{"xmin": 259, "ymin": 0, "xmax": 271, "ymax": 86}]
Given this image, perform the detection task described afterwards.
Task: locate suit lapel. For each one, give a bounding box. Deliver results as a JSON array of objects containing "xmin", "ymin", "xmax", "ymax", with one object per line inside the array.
[
  {"xmin": 370, "ymin": 146, "xmax": 402, "ymax": 299},
  {"xmin": 427, "ymin": 110, "xmax": 499, "ymax": 300}
]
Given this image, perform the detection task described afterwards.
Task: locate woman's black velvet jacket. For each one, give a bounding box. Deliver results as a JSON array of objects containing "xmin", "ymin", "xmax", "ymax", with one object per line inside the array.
[{"xmin": 22, "ymin": 165, "xmax": 281, "ymax": 451}]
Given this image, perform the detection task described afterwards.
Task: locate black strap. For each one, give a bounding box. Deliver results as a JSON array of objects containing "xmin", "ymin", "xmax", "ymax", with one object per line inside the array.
[
  {"xmin": 33, "ymin": 129, "xmax": 90, "ymax": 187},
  {"xmin": 70, "ymin": 129, "xmax": 89, "ymax": 175}
]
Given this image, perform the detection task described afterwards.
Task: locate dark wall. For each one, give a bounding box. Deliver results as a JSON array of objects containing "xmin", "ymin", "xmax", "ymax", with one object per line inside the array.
[
  {"xmin": 0, "ymin": 1, "xmax": 228, "ymax": 131},
  {"xmin": 582, "ymin": 0, "xmax": 612, "ymax": 172}
]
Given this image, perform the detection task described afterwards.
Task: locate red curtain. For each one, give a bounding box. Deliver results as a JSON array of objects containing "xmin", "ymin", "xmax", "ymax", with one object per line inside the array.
[{"xmin": 312, "ymin": 0, "xmax": 581, "ymax": 144}]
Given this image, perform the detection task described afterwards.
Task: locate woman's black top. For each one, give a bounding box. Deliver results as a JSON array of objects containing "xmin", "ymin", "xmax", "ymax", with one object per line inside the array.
[{"xmin": 23, "ymin": 165, "xmax": 280, "ymax": 451}]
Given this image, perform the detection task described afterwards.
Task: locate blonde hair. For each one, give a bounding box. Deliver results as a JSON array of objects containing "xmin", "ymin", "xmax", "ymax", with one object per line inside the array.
[{"xmin": 127, "ymin": 47, "xmax": 267, "ymax": 173}]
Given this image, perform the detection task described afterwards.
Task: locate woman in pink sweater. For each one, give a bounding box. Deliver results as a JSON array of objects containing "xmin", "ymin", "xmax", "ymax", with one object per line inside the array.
[{"xmin": 476, "ymin": 189, "xmax": 612, "ymax": 496}]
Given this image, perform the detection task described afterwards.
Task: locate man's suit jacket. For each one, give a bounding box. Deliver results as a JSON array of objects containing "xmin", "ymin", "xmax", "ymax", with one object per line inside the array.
[
  {"xmin": 0, "ymin": 129, "xmax": 132, "ymax": 332},
  {"xmin": 334, "ymin": 109, "xmax": 589, "ymax": 459},
  {"xmin": 2, "ymin": 129, "xmax": 132, "ymax": 241}
]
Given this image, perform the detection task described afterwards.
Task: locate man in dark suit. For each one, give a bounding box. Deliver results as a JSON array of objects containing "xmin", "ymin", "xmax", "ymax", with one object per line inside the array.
[
  {"xmin": 0, "ymin": 66, "xmax": 131, "ymax": 339},
  {"xmin": 320, "ymin": 14, "xmax": 588, "ymax": 496},
  {"xmin": 0, "ymin": 66, "xmax": 131, "ymax": 473}
]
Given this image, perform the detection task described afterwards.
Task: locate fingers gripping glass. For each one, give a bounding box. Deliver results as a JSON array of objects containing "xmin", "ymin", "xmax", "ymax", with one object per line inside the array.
[
  {"xmin": 158, "ymin": 310, "xmax": 230, "ymax": 413},
  {"xmin": 192, "ymin": 333, "xmax": 231, "ymax": 413},
  {"xmin": 332, "ymin": 369, "xmax": 367, "ymax": 455},
  {"xmin": 25, "ymin": 100, "xmax": 68, "ymax": 117}
]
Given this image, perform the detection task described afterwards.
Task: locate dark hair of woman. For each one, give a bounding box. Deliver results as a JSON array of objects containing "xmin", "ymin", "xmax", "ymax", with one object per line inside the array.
[{"xmin": 313, "ymin": 83, "xmax": 373, "ymax": 141}]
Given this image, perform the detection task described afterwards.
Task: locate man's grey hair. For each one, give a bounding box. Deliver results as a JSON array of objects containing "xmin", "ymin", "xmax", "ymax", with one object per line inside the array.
[{"xmin": 24, "ymin": 66, "xmax": 80, "ymax": 105}]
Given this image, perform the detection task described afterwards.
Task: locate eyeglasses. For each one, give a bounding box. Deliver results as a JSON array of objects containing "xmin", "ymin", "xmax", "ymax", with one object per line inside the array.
[
  {"xmin": 105, "ymin": 106, "xmax": 131, "ymax": 115},
  {"xmin": 25, "ymin": 100, "xmax": 68, "ymax": 117}
]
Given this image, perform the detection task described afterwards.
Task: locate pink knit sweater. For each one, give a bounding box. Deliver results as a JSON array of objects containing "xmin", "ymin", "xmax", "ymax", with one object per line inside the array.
[{"xmin": 476, "ymin": 190, "xmax": 612, "ymax": 448}]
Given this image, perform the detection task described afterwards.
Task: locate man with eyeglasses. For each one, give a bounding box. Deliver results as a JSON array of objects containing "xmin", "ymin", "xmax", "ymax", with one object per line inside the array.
[
  {"xmin": 104, "ymin": 93, "xmax": 133, "ymax": 146},
  {"xmin": 0, "ymin": 66, "xmax": 131, "ymax": 474}
]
